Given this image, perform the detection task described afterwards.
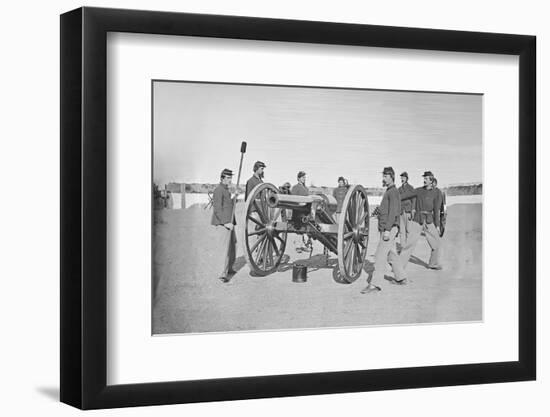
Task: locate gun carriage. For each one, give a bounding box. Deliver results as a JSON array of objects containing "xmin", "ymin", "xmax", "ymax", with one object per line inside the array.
[{"xmin": 243, "ymin": 183, "xmax": 370, "ymax": 283}]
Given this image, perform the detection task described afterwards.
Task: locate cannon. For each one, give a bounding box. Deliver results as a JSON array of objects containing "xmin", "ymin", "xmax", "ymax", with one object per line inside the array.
[{"xmin": 242, "ymin": 183, "xmax": 370, "ymax": 283}]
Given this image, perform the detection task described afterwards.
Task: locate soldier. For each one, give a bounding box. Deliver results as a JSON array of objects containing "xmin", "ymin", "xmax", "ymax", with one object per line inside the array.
[
  {"xmin": 291, "ymin": 171, "xmax": 309, "ymax": 196},
  {"xmin": 361, "ymin": 167, "xmax": 408, "ymax": 294},
  {"xmin": 211, "ymin": 168, "xmax": 237, "ymax": 283},
  {"xmin": 398, "ymin": 171, "xmax": 416, "ymax": 247},
  {"xmin": 245, "ymin": 160, "xmax": 266, "ymax": 200},
  {"xmin": 332, "ymin": 176, "xmax": 348, "ymax": 222},
  {"xmin": 399, "ymin": 171, "xmax": 443, "ymax": 270},
  {"xmin": 279, "ymin": 182, "xmax": 291, "ymax": 194}
]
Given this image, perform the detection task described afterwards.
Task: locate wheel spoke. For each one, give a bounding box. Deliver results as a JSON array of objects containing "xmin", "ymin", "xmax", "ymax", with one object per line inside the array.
[
  {"xmin": 274, "ymin": 233, "xmax": 285, "ymax": 244},
  {"xmin": 253, "ymin": 200, "xmax": 267, "ymax": 223},
  {"xmin": 346, "ymin": 242, "xmax": 355, "ymax": 274},
  {"xmin": 247, "ymin": 228, "xmax": 266, "ymax": 237},
  {"xmin": 247, "ymin": 214, "xmax": 264, "ymax": 227},
  {"xmin": 272, "ymin": 208, "xmax": 282, "ymax": 221},
  {"xmin": 267, "ymin": 239, "xmax": 274, "ymax": 266},
  {"xmin": 261, "ymin": 191, "xmax": 270, "ymax": 221},
  {"xmin": 344, "ymin": 231, "xmax": 354, "ymax": 240},
  {"xmin": 270, "ymin": 236, "xmax": 280, "ymax": 257},
  {"xmin": 356, "ymin": 195, "xmax": 365, "ymax": 224},
  {"xmin": 354, "ymin": 193, "xmax": 361, "ymax": 224},
  {"xmin": 359, "ymin": 210, "xmax": 368, "ymax": 226},
  {"xmin": 345, "ymin": 219, "xmax": 353, "ymax": 231},
  {"xmin": 262, "ymin": 239, "xmax": 269, "ymax": 270},
  {"xmin": 349, "ymin": 195, "xmax": 357, "ymax": 226},
  {"xmin": 250, "ymin": 234, "xmax": 266, "ymax": 255},
  {"xmin": 354, "ymin": 242, "xmax": 363, "ymax": 266},
  {"xmin": 254, "ymin": 237, "xmax": 267, "ymax": 264},
  {"xmin": 344, "ymin": 238, "xmax": 353, "ymax": 259}
]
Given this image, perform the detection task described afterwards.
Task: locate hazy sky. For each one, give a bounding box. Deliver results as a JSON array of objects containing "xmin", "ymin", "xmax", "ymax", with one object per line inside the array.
[{"xmin": 153, "ymin": 81, "xmax": 482, "ymax": 188}]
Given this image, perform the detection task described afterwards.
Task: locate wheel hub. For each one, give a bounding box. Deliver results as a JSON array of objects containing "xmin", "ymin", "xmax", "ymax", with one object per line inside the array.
[{"xmin": 266, "ymin": 221, "xmax": 275, "ymax": 237}]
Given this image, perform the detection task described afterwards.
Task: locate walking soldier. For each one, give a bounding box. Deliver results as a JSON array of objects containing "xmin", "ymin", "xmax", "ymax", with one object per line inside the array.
[
  {"xmin": 211, "ymin": 168, "xmax": 237, "ymax": 282},
  {"xmin": 398, "ymin": 171, "xmax": 415, "ymax": 247},
  {"xmin": 399, "ymin": 171, "xmax": 443, "ymax": 270},
  {"xmin": 361, "ymin": 167, "xmax": 408, "ymax": 293}
]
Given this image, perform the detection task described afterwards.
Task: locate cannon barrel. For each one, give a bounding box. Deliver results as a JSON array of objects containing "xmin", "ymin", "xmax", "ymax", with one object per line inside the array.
[{"xmin": 266, "ymin": 193, "xmax": 325, "ymax": 208}]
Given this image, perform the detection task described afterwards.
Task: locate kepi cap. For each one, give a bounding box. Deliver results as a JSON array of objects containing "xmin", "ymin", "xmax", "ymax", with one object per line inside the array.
[
  {"xmin": 382, "ymin": 167, "xmax": 395, "ymax": 176},
  {"xmin": 338, "ymin": 176, "xmax": 345, "ymax": 182},
  {"xmin": 422, "ymin": 171, "xmax": 434, "ymax": 177},
  {"xmin": 253, "ymin": 161, "xmax": 266, "ymax": 171},
  {"xmin": 221, "ymin": 168, "xmax": 234, "ymax": 177},
  {"xmin": 297, "ymin": 171, "xmax": 306, "ymax": 179},
  {"xmin": 400, "ymin": 171, "xmax": 408, "ymax": 178}
]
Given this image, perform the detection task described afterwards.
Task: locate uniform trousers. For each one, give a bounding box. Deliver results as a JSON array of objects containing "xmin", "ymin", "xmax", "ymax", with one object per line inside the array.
[
  {"xmin": 371, "ymin": 226, "xmax": 407, "ymax": 285},
  {"xmin": 399, "ymin": 221, "xmax": 441, "ymax": 269},
  {"xmin": 212, "ymin": 225, "xmax": 236, "ymax": 277}
]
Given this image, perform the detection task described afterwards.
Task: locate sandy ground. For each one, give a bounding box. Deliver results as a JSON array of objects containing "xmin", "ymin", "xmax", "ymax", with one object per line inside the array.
[{"xmin": 152, "ymin": 202, "xmax": 482, "ymax": 334}]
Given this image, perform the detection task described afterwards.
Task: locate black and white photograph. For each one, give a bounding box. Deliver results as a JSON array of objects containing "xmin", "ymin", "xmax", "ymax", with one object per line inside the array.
[{"xmin": 152, "ymin": 80, "xmax": 483, "ymax": 335}]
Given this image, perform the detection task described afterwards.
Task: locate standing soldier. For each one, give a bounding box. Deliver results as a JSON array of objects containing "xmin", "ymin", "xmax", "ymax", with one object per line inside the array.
[
  {"xmin": 361, "ymin": 167, "xmax": 408, "ymax": 294},
  {"xmin": 332, "ymin": 176, "xmax": 348, "ymax": 223},
  {"xmin": 399, "ymin": 171, "xmax": 443, "ymax": 270},
  {"xmin": 245, "ymin": 160, "xmax": 266, "ymax": 200},
  {"xmin": 291, "ymin": 171, "xmax": 309, "ymax": 196},
  {"xmin": 211, "ymin": 168, "xmax": 237, "ymax": 283},
  {"xmin": 398, "ymin": 171, "xmax": 415, "ymax": 247}
]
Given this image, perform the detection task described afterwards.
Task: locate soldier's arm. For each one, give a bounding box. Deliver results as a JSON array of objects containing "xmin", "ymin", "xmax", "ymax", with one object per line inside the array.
[
  {"xmin": 387, "ymin": 191, "xmax": 400, "ymax": 231},
  {"xmin": 377, "ymin": 195, "xmax": 390, "ymax": 231},
  {"xmin": 399, "ymin": 187, "xmax": 419, "ymax": 201},
  {"xmin": 433, "ymin": 192, "xmax": 442, "ymax": 228}
]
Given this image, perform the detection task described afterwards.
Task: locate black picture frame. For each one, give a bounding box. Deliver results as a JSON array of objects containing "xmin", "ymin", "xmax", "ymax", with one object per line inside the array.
[{"xmin": 60, "ymin": 6, "xmax": 536, "ymax": 410}]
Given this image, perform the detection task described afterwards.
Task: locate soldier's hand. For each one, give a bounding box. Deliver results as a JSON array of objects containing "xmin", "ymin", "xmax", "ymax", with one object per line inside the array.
[
  {"xmin": 382, "ymin": 231, "xmax": 390, "ymax": 241},
  {"xmin": 224, "ymin": 223, "xmax": 234, "ymax": 231}
]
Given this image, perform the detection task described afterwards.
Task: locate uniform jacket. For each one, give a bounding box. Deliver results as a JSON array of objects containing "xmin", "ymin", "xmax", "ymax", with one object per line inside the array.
[
  {"xmin": 398, "ymin": 182, "xmax": 416, "ymax": 214},
  {"xmin": 291, "ymin": 182, "xmax": 309, "ymax": 196},
  {"xmin": 378, "ymin": 184, "xmax": 401, "ymax": 232},
  {"xmin": 400, "ymin": 186, "xmax": 442, "ymax": 227},
  {"xmin": 211, "ymin": 183, "xmax": 235, "ymax": 226},
  {"xmin": 332, "ymin": 186, "xmax": 348, "ymax": 213},
  {"xmin": 245, "ymin": 174, "xmax": 263, "ymax": 200}
]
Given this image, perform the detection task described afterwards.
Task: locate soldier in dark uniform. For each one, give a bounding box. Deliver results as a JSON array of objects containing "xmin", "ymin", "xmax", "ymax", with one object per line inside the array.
[
  {"xmin": 279, "ymin": 182, "xmax": 291, "ymax": 194},
  {"xmin": 398, "ymin": 171, "xmax": 416, "ymax": 247},
  {"xmin": 361, "ymin": 167, "xmax": 408, "ymax": 294},
  {"xmin": 332, "ymin": 176, "xmax": 348, "ymax": 223},
  {"xmin": 399, "ymin": 171, "xmax": 443, "ymax": 270},
  {"xmin": 211, "ymin": 168, "xmax": 237, "ymax": 283},
  {"xmin": 291, "ymin": 171, "xmax": 309, "ymax": 196},
  {"xmin": 245, "ymin": 161, "xmax": 266, "ymax": 200}
]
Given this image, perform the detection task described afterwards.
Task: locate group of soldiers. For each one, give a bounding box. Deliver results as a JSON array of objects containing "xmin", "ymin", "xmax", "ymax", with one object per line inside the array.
[
  {"xmin": 361, "ymin": 167, "xmax": 445, "ymax": 294},
  {"xmin": 210, "ymin": 160, "xmax": 446, "ymax": 290}
]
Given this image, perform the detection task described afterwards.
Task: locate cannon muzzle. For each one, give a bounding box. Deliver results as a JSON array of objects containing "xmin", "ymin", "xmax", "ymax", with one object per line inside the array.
[{"xmin": 267, "ymin": 193, "xmax": 324, "ymax": 208}]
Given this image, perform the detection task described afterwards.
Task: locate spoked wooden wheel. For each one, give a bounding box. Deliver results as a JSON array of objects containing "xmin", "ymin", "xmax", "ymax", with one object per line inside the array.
[
  {"xmin": 336, "ymin": 185, "xmax": 369, "ymax": 283},
  {"xmin": 243, "ymin": 183, "xmax": 288, "ymax": 276}
]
